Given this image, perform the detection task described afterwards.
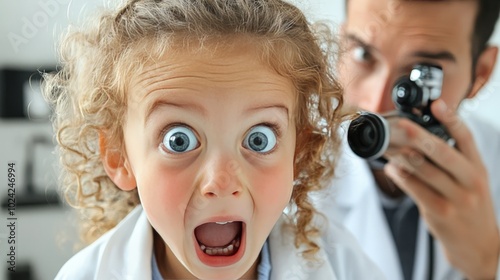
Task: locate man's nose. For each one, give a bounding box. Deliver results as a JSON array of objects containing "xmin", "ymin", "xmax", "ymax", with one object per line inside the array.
[
  {"xmin": 365, "ymin": 72, "xmax": 395, "ymax": 113},
  {"xmin": 199, "ymin": 157, "xmax": 243, "ymax": 199}
]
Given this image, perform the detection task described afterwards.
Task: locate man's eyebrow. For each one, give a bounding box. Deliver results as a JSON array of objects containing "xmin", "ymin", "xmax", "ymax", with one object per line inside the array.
[
  {"xmin": 410, "ymin": 51, "xmax": 456, "ymax": 63},
  {"xmin": 346, "ymin": 33, "xmax": 456, "ymax": 63},
  {"xmin": 345, "ymin": 34, "xmax": 375, "ymax": 52}
]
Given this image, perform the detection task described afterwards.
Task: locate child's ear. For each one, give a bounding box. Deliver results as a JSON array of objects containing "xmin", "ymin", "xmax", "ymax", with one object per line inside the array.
[
  {"xmin": 468, "ymin": 46, "xmax": 498, "ymax": 99},
  {"xmin": 99, "ymin": 132, "xmax": 137, "ymax": 191}
]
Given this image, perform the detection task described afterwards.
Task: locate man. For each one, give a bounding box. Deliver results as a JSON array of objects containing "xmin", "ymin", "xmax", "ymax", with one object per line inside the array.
[{"xmin": 318, "ymin": 0, "xmax": 500, "ymax": 279}]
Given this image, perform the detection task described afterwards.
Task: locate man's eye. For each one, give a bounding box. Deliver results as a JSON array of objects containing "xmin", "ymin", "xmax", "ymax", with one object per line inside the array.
[
  {"xmin": 162, "ymin": 126, "xmax": 199, "ymax": 153},
  {"xmin": 352, "ymin": 46, "xmax": 373, "ymax": 63},
  {"xmin": 243, "ymin": 125, "xmax": 277, "ymax": 153}
]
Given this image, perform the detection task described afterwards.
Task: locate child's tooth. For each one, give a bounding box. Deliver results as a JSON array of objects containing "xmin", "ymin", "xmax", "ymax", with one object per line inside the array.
[
  {"xmin": 202, "ymin": 242, "xmax": 237, "ymax": 256},
  {"xmin": 215, "ymin": 221, "xmax": 233, "ymax": 225}
]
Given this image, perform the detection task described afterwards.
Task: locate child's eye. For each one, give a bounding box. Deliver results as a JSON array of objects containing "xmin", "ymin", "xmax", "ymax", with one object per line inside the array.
[
  {"xmin": 243, "ymin": 125, "xmax": 277, "ymax": 153},
  {"xmin": 162, "ymin": 126, "xmax": 199, "ymax": 153}
]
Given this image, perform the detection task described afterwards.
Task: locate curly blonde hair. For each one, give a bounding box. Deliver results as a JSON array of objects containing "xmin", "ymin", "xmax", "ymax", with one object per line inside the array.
[{"xmin": 43, "ymin": 0, "xmax": 344, "ymax": 260}]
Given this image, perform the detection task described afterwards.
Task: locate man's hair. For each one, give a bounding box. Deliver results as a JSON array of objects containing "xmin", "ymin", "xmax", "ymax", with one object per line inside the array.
[{"xmin": 472, "ymin": 0, "xmax": 500, "ymax": 61}]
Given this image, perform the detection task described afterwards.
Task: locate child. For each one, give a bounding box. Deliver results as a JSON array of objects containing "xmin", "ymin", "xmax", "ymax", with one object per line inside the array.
[{"xmin": 44, "ymin": 0, "xmax": 385, "ymax": 279}]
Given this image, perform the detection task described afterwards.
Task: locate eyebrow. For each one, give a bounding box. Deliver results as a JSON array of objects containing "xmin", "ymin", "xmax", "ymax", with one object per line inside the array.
[
  {"xmin": 145, "ymin": 100, "xmax": 207, "ymax": 125},
  {"xmin": 145, "ymin": 99, "xmax": 290, "ymax": 126},
  {"xmin": 247, "ymin": 104, "xmax": 290, "ymax": 119},
  {"xmin": 346, "ymin": 33, "xmax": 456, "ymax": 63},
  {"xmin": 409, "ymin": 51, "xmax": 456, "ymax": 63},
  {"xmin": 346, "ymin": 34, "xmax": 375, "ymax": 53}
]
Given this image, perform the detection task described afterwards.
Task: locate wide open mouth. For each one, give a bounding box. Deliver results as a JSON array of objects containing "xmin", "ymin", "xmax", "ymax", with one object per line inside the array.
[{"xmin": 194, "ymin": 221, "xmax": 243, "ymax": 257}]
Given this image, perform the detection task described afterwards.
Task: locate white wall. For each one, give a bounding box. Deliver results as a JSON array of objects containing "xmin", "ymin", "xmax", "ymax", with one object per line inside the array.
[
  {"xmin": 0, "ymin": 0, "xmax": 110, "ymax": 68},
  {"xmin": 0, "ymin": 2, "xmax": 109, "ymax": 279},
  {"xmin": 0, "ymin": 1, "xmax": 499, "ymax": 279}
]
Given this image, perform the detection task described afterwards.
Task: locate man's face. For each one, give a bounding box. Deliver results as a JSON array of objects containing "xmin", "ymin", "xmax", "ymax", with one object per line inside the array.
[{"xmin": 340, "ymin": 0, "xmax": 478, "ymax": 113}]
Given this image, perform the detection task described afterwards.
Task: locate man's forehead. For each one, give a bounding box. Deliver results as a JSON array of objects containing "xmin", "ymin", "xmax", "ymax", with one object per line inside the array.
[
  {"xmin": 346, "ymin": 0, "xmax": 479, "ymax": 10},
  {"xmin": 346, "ymin": 0, "xmax": 478, "ymax": 20},
  {"xmin": 345, "ymin": 0, "xmax": 477, "ymax": 44}
]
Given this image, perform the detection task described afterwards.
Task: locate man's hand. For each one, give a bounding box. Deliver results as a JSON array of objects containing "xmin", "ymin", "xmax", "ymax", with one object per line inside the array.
[{"xmin": 384, "ymin": 99, "xmax": 499, "ymax": 280}]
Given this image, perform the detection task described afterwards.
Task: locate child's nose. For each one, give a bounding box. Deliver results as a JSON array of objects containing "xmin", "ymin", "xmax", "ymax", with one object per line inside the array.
[{"xmin": 199, "ymin": 158, "xmax": 243, "ymax": 199}]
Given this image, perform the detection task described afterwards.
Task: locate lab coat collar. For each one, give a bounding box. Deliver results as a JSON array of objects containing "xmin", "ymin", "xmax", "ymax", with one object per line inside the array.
[
  {"xmin": 328, "ymin": 143, "xmax": 404, "ymax": 280},
  {"xmin": 333, "ymin": 144, "xmax": 463, "ymax": 280},
  {"xmin": 94, "ymin": 206, "xmax": 153, "ymax": 280}
]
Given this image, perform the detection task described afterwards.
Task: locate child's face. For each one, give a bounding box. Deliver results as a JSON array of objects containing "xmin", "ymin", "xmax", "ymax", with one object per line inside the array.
[{"xmin": 121, "ymin": 43, "xmax": 296, "ymax": 279}]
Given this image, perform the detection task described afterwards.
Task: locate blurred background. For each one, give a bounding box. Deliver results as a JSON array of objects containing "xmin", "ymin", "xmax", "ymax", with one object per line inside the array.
[{"xmin": 0, "ymin": 0, "xmax": 499, "ymax": 279}]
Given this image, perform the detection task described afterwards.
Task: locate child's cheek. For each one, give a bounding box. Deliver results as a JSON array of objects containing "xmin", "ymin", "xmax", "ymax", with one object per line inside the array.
[
  {"xmin": 251, "ymin": 162, "xmax": 294, "ymax": 207},
  {"xmin": 137, "ymin": 164, "xmax": 195, "ymax": 228}
]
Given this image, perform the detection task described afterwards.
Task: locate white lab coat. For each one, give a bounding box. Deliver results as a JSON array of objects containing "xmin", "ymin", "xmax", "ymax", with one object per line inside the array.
[
  {"xmin": 55, "ymin": 205, "xmax": 386, "ymax": 280},
  {"xmin": 315, "ymin": 114, "xmax": 500, "ymax": 280}
]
